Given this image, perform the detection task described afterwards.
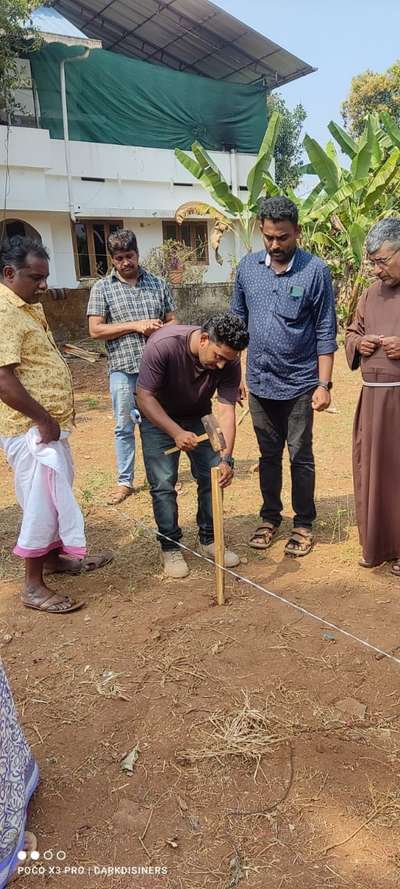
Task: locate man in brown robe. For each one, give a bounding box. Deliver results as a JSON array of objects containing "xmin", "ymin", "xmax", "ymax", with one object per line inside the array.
[{"xmin": 346, "ymin": 217, "xmax": 400, "ymax": 574}]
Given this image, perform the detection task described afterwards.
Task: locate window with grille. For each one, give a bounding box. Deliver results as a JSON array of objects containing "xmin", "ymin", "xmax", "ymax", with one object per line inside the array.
[
  {"xmin": 72, "ymin": 220, "xmax": 123, "ymax": 279},
  {"xmin": 162, "ymin": 221, "xmax": 209, "ymax": 264}
]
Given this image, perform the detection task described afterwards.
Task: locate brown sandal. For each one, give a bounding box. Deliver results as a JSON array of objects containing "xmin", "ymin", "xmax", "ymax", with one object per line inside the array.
[
  {"xmin": 22, "ymin": 592, "xmax": 84, "ymax": 613},
  {"xmin": 285, "ymin": 528, "xmax": 314, "ymax": 558},
  {"xmin": 391, "ymin": 560, "xmax": 400, "ymax": 576},
  {"xmin": 249, "ymin": 522, "xmax": 278, "ymax": 550},
  {"xmin": 46, "ymin": 550, "xmax": 113, "ymax": 576}
]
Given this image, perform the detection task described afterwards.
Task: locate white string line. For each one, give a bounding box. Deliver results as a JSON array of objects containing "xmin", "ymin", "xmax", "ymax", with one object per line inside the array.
[{"xmin": 113, "ymin": 506, "xmax": 400, "ymax": 668}]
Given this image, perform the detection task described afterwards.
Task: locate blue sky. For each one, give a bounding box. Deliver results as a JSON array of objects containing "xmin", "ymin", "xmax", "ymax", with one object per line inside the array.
[
  {"xmin": 217, "ymin": 0, "xmax": 399, "ymax": 147},
  {"xmin": 32, "ymin": 6, "xmax": 85, "ymax": 38}
]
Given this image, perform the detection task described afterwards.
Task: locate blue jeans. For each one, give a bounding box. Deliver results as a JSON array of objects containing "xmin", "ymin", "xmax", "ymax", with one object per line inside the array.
[
  {"xmin": 109, "ymin": 371, "xmax": 139, "ymax": 487},
  {"xmin": 140, "ymin": 416, "xmax": 220, "ymax": 551}
]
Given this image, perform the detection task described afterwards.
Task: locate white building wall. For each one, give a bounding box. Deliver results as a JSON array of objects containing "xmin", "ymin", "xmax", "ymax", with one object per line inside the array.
[
  {"xmin": 1, "ymin": 211, "xmax": 77, "ymax": 288},
  {"xmin": 50, "ymin": 214, "xmax": 78, "ymax": 288},
  {"xmin": 0, "ymin": 125, "xmax": 257, "ymax": 287}
]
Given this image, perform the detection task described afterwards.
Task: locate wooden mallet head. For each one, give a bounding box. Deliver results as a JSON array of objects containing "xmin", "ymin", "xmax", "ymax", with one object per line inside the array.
[{"xmin": 201, "ymin": 414, "xmax": 226, "ymax": 452}]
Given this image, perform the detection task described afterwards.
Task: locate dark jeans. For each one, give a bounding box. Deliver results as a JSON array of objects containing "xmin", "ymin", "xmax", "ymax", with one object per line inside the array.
[
  {"xmin": 249, "ymin": 390, "xmax": 316, "ymax": 529},
  {"xmin": 140, "ymin": 416, "xmax": 220, "ymax": 551}
]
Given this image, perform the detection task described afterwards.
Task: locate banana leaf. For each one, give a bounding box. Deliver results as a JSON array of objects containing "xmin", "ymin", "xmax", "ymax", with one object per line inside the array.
[
  {"xmin": 175, "ymin": 202, "xmax": 228, "ymax": 225},
  {"xmin": 261, "ymin": 174, "xmax": 281, "ymax": 197},
  {"xmin": 174, "ymin": 149, "xmax": 204, "ymax": 181},
  {"xmin": 202, "ymin": 172, "xmax": 245, "ymax": 215},
  {"xmin": 191, "ymin": 142, "xmax": 225, "ymax": 178},
  {"xmin": 190, "ymin": 142, "xmax": 241, "ymax": 211},
  {"xmin": 367, "ymin": 115, "xmax": 383, "ymax": 167},
  {"xmin": 303, "ymin": 135, "xmax": 340, "ymax": 194},
  {"xmin": 327, "ymin": 121, "xmax": 358, "ymax": 159},
  {"xmin": 308, "ymin": 177, "xmax": 369, "ymax": 222},
  {"xmin": 312, "ymin": 231, "xmax": 334, "ymax": 248},
  {"xmin": 377, "ymin": 130, "xmax": 393, "ymax": 152},
  {"xmin": 325, "ymin": 140, "xmax": 342, "ymax": 174},
  {"xmin": 348, "ymin": 222, "xmax": 366, "ymax": 265},
  {"xmin": 381, "ymin": 111, "xmax": 400, "ymax": 148},
  {"xmin": 356, "ymin": 124, "xmax": 369, "ymax": 157},
  {"xmin": 297, "ymin": 162, "xmax": 315, "ymax": 175},
  {"xmin": 300, "ymin": 181, "xmax": 324, "ymax": 215},
  {"xmin": 285, "ymin": 186, "xmax": 302, "ymax": 207},
  {"xmin": 190, "ymin": 144, "xmax": 244, "ymax": 215},
  {"xmin": 364, "ymin": 148, "xmax": 400, "ymax": 209},
  {"xmin": 351, "ymin": 139, "xmax": 372, "ymax": 179},
  {"xmin": 246, "ymin": 111, "xmax": 281, "ymax": 206}
]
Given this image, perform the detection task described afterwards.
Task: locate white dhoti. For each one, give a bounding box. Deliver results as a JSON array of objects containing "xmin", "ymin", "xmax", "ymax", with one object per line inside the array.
[{"xmin": 0, "ymin": 427, "xmax": 86, "ymax": 559}]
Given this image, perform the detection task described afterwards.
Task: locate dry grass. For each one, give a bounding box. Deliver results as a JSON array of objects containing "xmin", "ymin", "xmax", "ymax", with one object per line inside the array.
[
  {"xmin": 176, "ymin": 691, "xmax": 301, "ymax": 769},
  {"xmin": 176, "ymin": 687, "xmax": 400, "ymax": 770}
]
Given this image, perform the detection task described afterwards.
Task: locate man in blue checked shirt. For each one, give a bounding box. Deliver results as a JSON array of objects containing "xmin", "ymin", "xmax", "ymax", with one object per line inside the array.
[
  {"xmin": 87, "ymin": 229, "xmax": 176, "ymax": 504},
  {"xmin": 231, "ymin": 196, "xmax": 337, "ymax": 557}
]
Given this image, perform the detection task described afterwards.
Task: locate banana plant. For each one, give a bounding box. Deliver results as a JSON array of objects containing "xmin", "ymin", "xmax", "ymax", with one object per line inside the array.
[
  {"xmin": 174, "ymin": 112, "xmax": 282, "ymax": 260},
  {"xmin": 300, "ymin": 112, "xmax": 400, "ymax": 230},
  {"xmin": 261, "ymin": 112, "xmax": 400, "ymax": 323}
]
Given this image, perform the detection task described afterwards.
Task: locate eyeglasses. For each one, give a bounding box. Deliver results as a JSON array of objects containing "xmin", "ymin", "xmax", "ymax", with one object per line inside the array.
[{"xmin": 368, "ymin": 247, "xmax": 400, "ymax": 269}]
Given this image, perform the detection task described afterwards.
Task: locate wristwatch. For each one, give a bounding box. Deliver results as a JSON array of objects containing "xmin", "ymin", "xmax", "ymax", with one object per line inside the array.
[
  {"xmin": 318, "ymin": 380, "xmax": 333, "ymax": 391},
  {"xmin": 220, "ymin": 454, "xmax": 235, "ymax": 469}
]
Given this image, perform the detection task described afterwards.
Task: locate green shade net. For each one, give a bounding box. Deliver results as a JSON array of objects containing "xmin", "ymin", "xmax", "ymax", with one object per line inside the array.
[{"xmin": 29, "ymin": 43, "xmax": 267, "ymax": 153}]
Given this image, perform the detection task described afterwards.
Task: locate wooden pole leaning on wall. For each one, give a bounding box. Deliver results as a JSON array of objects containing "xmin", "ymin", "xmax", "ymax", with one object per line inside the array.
[{"xmin": 210, "ymin": 465, "xmax": 225, "ymax": 605}]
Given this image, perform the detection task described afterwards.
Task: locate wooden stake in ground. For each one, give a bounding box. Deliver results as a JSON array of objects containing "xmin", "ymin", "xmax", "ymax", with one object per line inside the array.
[
  {"xmin": 237, "ymin": 406, "xmax": 250, "ymax": 426},
  {"xmin": 210, "ymin": 465, "xmax": 225, "ymax": 605}
]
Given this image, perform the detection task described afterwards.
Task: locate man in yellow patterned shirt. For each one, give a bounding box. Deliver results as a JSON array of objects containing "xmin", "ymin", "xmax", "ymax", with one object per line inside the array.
[{"xmin": 0, "ymin": 237, "xmax": 112, "ymax": 614}]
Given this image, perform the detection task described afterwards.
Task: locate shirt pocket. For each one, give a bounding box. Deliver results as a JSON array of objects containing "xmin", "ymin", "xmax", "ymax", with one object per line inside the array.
[
  {"xmin": 137, "ymin": 291, "xmax": 162, "ymax": 318},
  {"xmin": 275, "ymin": 286, "xmax": 305, "ymax": 321}
]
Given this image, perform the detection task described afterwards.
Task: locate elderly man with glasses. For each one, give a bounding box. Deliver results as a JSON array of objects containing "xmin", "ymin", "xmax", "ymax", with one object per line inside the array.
[{"xmin": 346, "ymin": 217, "xmax": 400, "ymax": 575}]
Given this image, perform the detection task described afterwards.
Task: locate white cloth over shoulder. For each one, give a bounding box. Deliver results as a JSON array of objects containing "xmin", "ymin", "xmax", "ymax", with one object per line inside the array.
[{"xmin": 0, "ymin": 427, "xmax": 86, "ymax": 558}]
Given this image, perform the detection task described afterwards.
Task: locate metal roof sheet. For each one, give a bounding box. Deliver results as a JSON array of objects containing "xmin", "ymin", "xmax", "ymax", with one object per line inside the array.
[{"xmin": 51, "ymin": 0, "xmax": 315, "ymax": 87}]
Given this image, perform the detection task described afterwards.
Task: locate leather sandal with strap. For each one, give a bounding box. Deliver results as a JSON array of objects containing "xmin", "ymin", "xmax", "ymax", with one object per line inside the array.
[
  {"xmin": 284, "ymin": 527, "xmax": 314, "ymax": 558},
  {"xmin": 249, "ymin": 522, "xmax": 278, "ymax": 550},
  {"xmin": 46, "ymin": 550, "xmax": 113, "ymax": 576},
  {"xmin": 21, "ymin": 591, "xmax": 84, "ymax": 613}
]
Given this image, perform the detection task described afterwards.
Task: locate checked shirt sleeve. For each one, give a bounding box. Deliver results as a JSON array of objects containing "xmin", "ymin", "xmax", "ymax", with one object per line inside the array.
[
  {"xmin": 87, "ymin": 280, "xmax": 108, "ymax": 317},
  {"xmin": 161, "ymin": 281, "xmax": 176, "ymax": 317}
]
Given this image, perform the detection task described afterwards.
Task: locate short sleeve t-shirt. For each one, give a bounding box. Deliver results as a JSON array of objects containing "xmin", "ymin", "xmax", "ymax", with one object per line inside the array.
[{"xmin": 137, "ymin": 325, "xmax": 241, "ymax": 418}]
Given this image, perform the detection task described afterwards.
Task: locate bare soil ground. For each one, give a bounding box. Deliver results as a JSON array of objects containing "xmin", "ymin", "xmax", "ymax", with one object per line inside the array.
[{"xmin": 1, "ymin": 347, "xmax": 400, "ymax": 889}]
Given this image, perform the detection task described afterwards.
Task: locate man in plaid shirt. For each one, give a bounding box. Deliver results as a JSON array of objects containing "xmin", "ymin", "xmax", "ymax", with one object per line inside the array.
[{"xmin": 87, "ymin": 229, "xmax": 176, "ymax": 504}]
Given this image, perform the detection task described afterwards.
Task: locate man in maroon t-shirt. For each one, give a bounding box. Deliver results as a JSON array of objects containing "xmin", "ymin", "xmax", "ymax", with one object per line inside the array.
[{"xmin": 136, "ymin": 314, "xmax": 249, "ymax": 578}]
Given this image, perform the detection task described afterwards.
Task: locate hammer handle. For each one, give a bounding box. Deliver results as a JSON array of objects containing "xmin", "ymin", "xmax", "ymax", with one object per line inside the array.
[{"xmin": 164, "ymin": 432, "xmax": 209, "ymax": 455}]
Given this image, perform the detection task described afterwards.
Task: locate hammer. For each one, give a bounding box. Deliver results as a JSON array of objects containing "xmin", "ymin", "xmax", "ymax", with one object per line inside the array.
[{"xmin": 164, "ymin": 413, "xmax": 226, "ymax": 455}]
